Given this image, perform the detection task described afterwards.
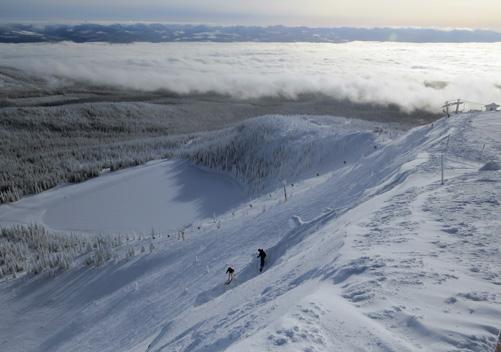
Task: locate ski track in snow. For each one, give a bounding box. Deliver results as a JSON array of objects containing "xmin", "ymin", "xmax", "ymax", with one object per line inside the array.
[{"xmin": 1, "ymin": 111, "xmax": 500, "ymax": 352}]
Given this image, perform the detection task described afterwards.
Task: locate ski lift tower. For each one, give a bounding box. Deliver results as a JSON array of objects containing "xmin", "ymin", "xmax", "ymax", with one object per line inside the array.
[{"xmin": 442, "ymin": 99, "xmax": 464, "ymax": 115}]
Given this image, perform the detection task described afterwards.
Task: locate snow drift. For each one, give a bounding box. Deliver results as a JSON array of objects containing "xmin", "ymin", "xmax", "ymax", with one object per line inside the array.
[{"xmin": 1, "ymin": 111, "xmax": 500, "ymax": 352}]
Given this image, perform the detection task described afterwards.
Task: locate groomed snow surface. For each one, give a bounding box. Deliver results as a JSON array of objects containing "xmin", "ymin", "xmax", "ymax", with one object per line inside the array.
[{"xmin": 1, "ymin": 111, "xmax": 500, "ymax": 352}]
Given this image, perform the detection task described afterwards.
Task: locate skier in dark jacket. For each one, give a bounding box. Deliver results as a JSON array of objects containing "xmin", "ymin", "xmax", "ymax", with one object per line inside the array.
[
  {"xmin": 226, "ymin": 267, "xmax": 234, "ymax": 280},
  {"xmin": 257, "ymin": 249, "xmax": 266, "ymax": 272}
]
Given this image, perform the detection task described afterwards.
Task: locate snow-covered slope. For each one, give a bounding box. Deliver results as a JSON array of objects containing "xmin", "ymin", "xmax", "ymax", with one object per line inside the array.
[
  {"xmin": 0, "ymin": 159, "xmax": 245, "ymax": 234},
  {"xmin": 0, "ymin": 111, "xmax": 500, "ymax": 352}
]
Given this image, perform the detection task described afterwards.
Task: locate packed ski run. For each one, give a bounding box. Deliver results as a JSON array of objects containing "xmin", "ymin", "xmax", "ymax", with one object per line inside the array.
[{"xmin": 0, "ymin": 110, "xmax": 500, "ymax": 352}]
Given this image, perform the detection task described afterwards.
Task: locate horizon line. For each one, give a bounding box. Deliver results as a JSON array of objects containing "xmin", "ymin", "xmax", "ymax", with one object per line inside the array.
[{"xmin": 1, "ymin": 21, "xmax": 500, "ymax": 34}]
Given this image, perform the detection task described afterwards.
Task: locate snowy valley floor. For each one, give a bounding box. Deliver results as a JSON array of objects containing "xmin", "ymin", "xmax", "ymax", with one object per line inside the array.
[{"xmin": 0, "ymin": 111, "xmax": 500, "ymax": 352}]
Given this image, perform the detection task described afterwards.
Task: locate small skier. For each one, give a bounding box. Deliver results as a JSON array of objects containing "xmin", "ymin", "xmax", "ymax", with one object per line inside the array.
[
  {"xmin": 257, "ymin": 249, "xmax": 266, "ymax": 272},
  {"xmin": 225, "ymin": 267, "xmax": 234, "ymax": 284}
]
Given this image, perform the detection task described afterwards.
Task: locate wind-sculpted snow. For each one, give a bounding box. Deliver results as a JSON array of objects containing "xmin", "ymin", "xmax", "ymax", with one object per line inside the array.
[
  {"xmin": 1, "ymin": 111, "xmax": 501, "ymax": 352},
  {"xmin": 195, "ymin": 212, "xmax": 337, "ymax": 307}
]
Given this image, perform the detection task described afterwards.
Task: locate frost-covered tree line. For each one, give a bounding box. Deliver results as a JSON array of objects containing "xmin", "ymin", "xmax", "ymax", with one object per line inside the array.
[
  {"xmin": 0, "ymin": 224, "xmax": 147, "ymax": 278},
  {"xmin": 180, "ymin": 115, "xmax": 381, "ymax": 193},
  {"xmin": 0, "ymin": 101, "xmax": 238, "ymax": 204},
  {"xmin": 0, "ymin": 99, "xmax": 387, "ymax": 204}
]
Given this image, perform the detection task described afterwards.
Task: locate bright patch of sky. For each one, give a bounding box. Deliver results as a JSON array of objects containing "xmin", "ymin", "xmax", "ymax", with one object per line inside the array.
[{"xmin": 1, "ymin": 0, "xmax": 501, "ymax": 31}]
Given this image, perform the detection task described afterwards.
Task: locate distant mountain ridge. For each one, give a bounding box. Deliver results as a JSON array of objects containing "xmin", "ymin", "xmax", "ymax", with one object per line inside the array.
[{"xmin": 1, "ymin": 23, "xmax": 501, "ymax": 43}]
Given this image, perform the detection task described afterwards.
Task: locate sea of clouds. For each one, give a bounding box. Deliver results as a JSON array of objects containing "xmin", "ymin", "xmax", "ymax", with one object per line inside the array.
[{"xmin": 1, "ymin": 41, "xmax": 500, "ymax": 112}]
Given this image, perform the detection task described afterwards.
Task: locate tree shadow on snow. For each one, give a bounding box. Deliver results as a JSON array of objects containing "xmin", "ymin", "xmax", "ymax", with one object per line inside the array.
[{"xmin": 167, "ymin": 159, "xmax": 246, "ymax": 219}]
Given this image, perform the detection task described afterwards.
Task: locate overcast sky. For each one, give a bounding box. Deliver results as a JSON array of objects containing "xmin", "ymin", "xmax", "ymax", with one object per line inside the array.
[{"xmin": 1, "ymin": 0, "xmax": 501, "ymax": 31}]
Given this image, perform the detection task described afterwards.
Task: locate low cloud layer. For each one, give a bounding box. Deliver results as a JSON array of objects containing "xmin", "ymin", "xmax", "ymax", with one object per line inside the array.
[{"xmin": 1, "ymin": 41, "xmax": 500, "ymax": 113}]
